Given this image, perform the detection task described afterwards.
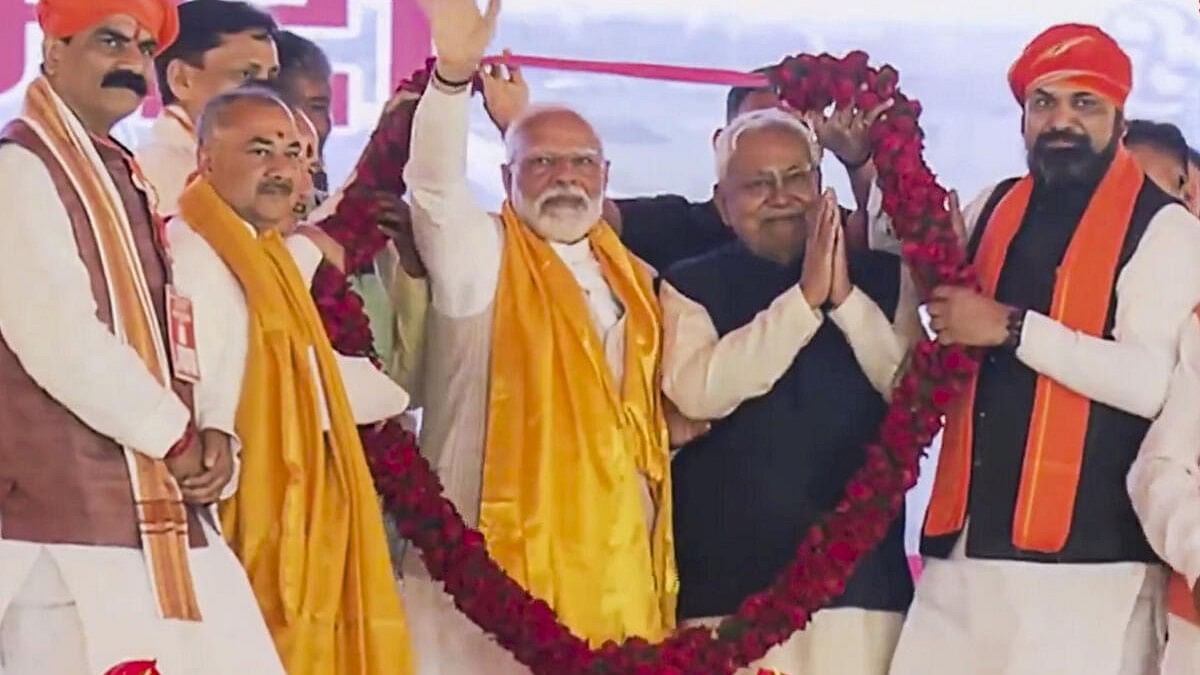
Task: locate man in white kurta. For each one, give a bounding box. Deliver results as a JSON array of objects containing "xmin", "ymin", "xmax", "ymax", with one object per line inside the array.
[
  {"xmin": 137, "ymin": 0, "xmax": 279, "ymax": 215},
  {"xmin": 879, "ymin": 24, "xmax": 1200, "ymax": 675},
  {"xmin": 1128, "ymin": 312, "xmax": 1200, "ymax": 675},
  {"xmin": 661, "ymin": 109, "xmax": 920, "ymax": 675},
  {"xmin": 0, "ymin": 3, "xmax": 282, "ymax": 674}
]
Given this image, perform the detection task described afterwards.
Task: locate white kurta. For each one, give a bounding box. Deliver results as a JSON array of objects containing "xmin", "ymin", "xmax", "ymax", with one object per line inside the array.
[
  {"xmin": 1129, "ymin": 313, "xmax": 1200, "ymax": 675},
  {"xmin": 135, "ymin": 106, "xmax": 195, "ymax": 217},
  {"xmin": 660, "ymin": 258, "xmax": 918, "ymax": 675},
  {"xmin": 0, "ymin": 143, "xmax": 283, "ymax": 675},
  {"xmin": 873, "ymin": 184, "xmax": 1200, "ymax": 675},
  {"xmin": 400, "ymin": 82, "xmax": 644, "ymax": 675},
  {"xmin": 167, "ymin": 217, "xmax": 411, "ymax": 435}
]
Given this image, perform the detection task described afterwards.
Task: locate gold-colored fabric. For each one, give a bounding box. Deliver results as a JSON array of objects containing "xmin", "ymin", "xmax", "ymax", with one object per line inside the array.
[
  {"xmin": 178, "ymin": 179, "xmax": 412, "ymax": 675},
  {"xmin": 480, "ymin": 202, "xmax": 677, "ymax": 645},
  {"xmin": 22, "ymin": 75, "xmax": 199, "ymax": 620}
]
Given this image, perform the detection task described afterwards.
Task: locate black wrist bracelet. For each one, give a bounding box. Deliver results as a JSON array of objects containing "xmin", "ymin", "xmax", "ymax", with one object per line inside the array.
[
  {"xmin": 433, "ymin": 69, "xmax": 474, "ymax": 89},
  {"xmin": 1003, "ymin": 307, "xmax": 1026, "ymax": 350}
]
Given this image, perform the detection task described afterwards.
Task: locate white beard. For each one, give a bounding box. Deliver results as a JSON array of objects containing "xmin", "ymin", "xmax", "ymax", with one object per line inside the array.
[{"xmin": 514, "ymin": 186, "xmax": 602, "ymax": 243}]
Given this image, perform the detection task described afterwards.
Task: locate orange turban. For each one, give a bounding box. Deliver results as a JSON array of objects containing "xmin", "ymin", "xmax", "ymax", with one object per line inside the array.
[
  {"xmin": 1008, "ymin": 23, "xmax": 1132, "ymax": 108},
  {"xmin": 37, "ymin": 0, "xmax": 180, "ymax": 55}
]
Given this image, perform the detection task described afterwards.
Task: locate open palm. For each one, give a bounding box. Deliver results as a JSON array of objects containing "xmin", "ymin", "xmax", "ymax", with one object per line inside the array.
[{"xmin": 420, "ymin": 0, "xmax": 502, "ymax": 81}]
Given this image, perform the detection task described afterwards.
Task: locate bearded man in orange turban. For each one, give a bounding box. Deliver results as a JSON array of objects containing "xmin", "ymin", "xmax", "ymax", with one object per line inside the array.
[
  {"xmin": 0, "ymin": 2, "xmax": 283, "ymax": 673},
  {"xmin": 874, "ymin": 24, "xmax": 1200, "ymax": 675}
]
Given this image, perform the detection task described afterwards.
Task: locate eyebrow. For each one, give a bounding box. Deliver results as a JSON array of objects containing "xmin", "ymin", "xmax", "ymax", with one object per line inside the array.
[
  {"xmin": 95, "ymin": 27, "xmax": 134, "ymax": 44},
  {"xmin": 247, "ymin": 136, "xmax": 275, "ymax": 147}
]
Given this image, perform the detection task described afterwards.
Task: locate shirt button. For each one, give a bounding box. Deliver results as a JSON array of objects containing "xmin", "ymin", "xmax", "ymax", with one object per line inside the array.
[{"xmin": 976, "ymin": 411, "xmax": 987, "ymax": 420}]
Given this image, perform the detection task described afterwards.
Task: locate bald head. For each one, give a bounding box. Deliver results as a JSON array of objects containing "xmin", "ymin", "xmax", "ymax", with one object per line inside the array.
[
  {"xmin": 501, "ymin": 105, "xmax": 609, "ymax": 244},
  {"xmin": 196, "ymin": 85, "xmax": 302, "ymax": 232},
  {"xmin": 196, "ymin": 85, "xmax": 290, "ymax": 145}
]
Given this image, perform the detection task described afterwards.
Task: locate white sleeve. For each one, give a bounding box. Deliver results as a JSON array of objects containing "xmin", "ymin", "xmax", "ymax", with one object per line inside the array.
[
  {"xmin": 660, "ymin": 280, "xmax": 823, "ymax": 420},
  {"xmin": 0, "ymin": 144, "xmax": 189, "ymax": 458},
  {"xmin": 1129, "ymin": 313, "xmax": 1200, "ymax": 586},
  {"xmin": 135, "ymin": 141, "xmax": 193, "ymax": 217},
  {"xmin": 167, "ymin": 220, "xmax": 246, "ymax": 443},
  {"xmin": 1016, "ymin": 205, "xmax": 1200, "ymax": 419},
  {"xmin": 403, "ymin": 84, "xmax": 501, "ymax": 318},
  {"xmin": 828, "ymin": 263, "xmax": 921, "ymax": 398}
]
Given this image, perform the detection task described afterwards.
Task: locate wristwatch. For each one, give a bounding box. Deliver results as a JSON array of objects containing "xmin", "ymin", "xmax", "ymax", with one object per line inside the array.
[{"xmin": 1002, "ymin": 306, "xmax": 1026, "ymax": 350}]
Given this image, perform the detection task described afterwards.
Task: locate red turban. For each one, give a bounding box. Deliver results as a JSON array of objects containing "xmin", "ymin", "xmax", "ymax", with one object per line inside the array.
[
  {"xmin": 1008, "ymin": 23, "xmax": 1132, "ymax": 107},
  {"xmin": 37, "ymin": 0, "xmax": 180, "ymax": 55}
]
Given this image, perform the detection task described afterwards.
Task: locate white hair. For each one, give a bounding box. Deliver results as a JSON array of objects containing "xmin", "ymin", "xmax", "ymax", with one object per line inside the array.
[
  {"xmin": 714, "ymin": 108, "xmax": 822, "ymax": 181},
  {"xmin": 503, "ymin": 104, "xmax": 601, "ymax": 163}
]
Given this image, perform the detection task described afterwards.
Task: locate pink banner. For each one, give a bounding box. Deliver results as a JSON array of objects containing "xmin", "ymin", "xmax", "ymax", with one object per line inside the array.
[{"xmin": 481, "ymin": 53, "xmax": 772, "ymax": 87}]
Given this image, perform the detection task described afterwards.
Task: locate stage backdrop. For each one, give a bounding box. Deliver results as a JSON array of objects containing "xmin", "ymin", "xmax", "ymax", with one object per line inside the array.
[{"xmin": 2, "ymin": 0, "xmax": 1197, "ymax": 555}]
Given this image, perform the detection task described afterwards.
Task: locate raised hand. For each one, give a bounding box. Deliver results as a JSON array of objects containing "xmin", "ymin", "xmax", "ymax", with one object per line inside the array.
[
  {"xmin": 800, "ymin": 188, "xmax": 839, "ymax": 307},
  {"xmin": 802, "ymin": 97, "xmax": 893, "ymax": 167},
  {"xmin": 481, "ymin": 50, "xmax": 529, "ymax": 134},
  {"xmin": 420, "ymin": 0, "xmax": 501, "ymax": 82}
]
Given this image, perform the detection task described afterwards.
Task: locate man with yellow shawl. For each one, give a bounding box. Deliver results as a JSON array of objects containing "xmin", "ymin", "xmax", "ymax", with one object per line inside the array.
[
  {"xmin": 399, "ymin": 0, "xmax": 676, "ymax": 672},
  {"xmin": 0, "ymin": 1, "xmax": 283, "ymax": 673},
  {"xmin": 166, "ymin": 86, "xmax": 414, "ymax": 674}
]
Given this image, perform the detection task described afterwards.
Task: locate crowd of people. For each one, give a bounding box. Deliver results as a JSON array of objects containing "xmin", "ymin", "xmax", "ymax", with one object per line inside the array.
[{"xmin": 2, "ymin": 0, "xmax": 1200, "ymax": 674}]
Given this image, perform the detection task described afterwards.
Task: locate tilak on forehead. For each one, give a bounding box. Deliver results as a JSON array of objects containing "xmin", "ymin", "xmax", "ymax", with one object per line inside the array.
[
  {"xmin": 1008, "ymin": 23, "xmax": 1132, "ymax": 108},
  {"xmin": 37, "ymin": 0, "xmax": 180, "ymax": 55}
]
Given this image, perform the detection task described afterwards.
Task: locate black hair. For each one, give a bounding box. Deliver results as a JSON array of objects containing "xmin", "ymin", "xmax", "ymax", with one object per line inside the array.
[
  {"xmin": 725, "ymin": 66, "xmax": 778, "ymax": 123},
  {"xmin": 276, "ymin": 31, "xmax": 332, "ymax": 83},
  {"xmin": 1189, "ymin": 146, "xmax": 1200, "ymax": 169},
  {"xmin": 1125, "ymin": 119, "xmax": 1189, "ymax": 170},
  {"xmin": 196, "ymin": 84, "xmax": 288, "ymax": 145},
  {"xmin": 155, "ymin": 0, "xmax": 278, "ymax": 105}
]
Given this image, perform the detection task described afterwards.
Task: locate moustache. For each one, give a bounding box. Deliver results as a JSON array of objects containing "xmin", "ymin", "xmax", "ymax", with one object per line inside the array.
[
  {"xmin": 1034, "ymin": 131, "xmax": 1090, "ymax": 154},
  {"xmin": 536, "ymin": 188, "xmax": 590, "ymax": 211},
  {"xmin": 100, "ymin": 70, "xmax": 148, "ymax": 97},
  {"xmin": 257, "ymin": 179, "xmax": 294, "ymax": 196}
]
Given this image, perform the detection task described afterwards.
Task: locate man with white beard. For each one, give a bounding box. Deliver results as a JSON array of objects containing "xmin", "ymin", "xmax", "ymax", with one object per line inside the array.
[{"xmin": 399, "ymin": 0, "xmax": 676, "ymax": 671}]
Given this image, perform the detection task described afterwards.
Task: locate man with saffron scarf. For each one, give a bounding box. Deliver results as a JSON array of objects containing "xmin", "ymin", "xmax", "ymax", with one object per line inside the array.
[
  {"xmin": 166, "ymin": 86, "xmax": 414, "ymax": 674},
  {"xmin": 883, "ymin": 24, "xmax": 1200, "ymax": 675},
  {"xmin": 0, "ymin": 2, "xmax": 282, "ymax": 674},
  {"xmin": 400, "ymin": 0, "xmax": 675, "ymax": 671}
]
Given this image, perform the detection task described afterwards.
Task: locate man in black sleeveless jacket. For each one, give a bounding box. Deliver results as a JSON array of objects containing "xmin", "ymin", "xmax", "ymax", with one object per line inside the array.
[
  {"xmin": 884, "ymin": 24, "xmax": 1200, "ymax": 675},
  {"xmin": 661, "ymin": 107, "xmax": 921, "ymax": 674}
]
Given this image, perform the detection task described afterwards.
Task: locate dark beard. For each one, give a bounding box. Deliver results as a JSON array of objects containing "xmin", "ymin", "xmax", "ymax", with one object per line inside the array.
[{"xmin": 1028, "ymin": 129, "xmax": 1119, "ymax": 188}]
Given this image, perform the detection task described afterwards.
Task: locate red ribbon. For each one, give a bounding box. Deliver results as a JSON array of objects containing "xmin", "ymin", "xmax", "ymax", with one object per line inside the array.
[{"xmin": 481, "ymin": 53, "xmax": 771, "ymax": 87}]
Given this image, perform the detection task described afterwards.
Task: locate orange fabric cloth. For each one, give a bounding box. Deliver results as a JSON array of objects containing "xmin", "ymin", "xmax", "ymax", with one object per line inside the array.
[
  {"xmin": 925, "ymin": 147, "xmax": 1145, "ymax": 553},
  {"xmin": 1008, "ymin": 23, "xmax": 1132, "ymax": 107},
  {"xmin": 37, "ymin": 0, "xmax": 179, "ymax": 55},
  {"xmin": 1169, "ymin": 573, "xmax": 1199, "ymax": 626}
]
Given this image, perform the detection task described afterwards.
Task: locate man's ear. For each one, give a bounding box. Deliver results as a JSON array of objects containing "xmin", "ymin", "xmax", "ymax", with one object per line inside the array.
[
  {"xmin": 713, "ymin": 182, "xmax": 732, "ymax": 229},
  {"xmin": 712, "ymin": 127, "xmax": 724, "ymax": 148},
  {"xmin": 166, "ymin": 59, "xmax": 193, "ymax": 106},
  {"xmin": 42, "ymin": 38, "xmax": 69, "ymax": 78}
]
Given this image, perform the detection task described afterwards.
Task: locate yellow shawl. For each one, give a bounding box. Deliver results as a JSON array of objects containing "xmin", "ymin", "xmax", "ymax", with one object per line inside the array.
[
  {"xmin": 480, "ymin": 203, "xmax": 677, "ymax": 645},
  {"xmin": 177, "ymin": 179, "xmax": 412, "ymax": 675}
]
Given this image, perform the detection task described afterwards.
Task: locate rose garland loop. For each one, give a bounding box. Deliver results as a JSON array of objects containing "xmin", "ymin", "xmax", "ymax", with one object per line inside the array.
[{"xmin": 313, "ymin": 51, "xmax": 979, "ymax": 673}]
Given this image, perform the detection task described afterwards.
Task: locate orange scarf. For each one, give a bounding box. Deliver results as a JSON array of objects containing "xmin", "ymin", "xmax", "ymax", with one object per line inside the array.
[
  {"xmin": 178, "ymin": 179, "xmax": 412, "ymax": 675},
  {"xmin": 479, "ymin": 203, "xmax": 676, "ymax": 645},
  {"xmin": 926, "ymin": 146, "xmax": 1144, "ymax": 553},
  {"xmin": 20, "ymin": 76, "xmax": 200, "ymax": 620}
]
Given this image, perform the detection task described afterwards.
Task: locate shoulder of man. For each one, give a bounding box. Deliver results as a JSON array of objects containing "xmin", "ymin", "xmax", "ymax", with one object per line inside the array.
[{"xmin": 660, "ymin": 241, "xmax": 741, "ymax": 301}]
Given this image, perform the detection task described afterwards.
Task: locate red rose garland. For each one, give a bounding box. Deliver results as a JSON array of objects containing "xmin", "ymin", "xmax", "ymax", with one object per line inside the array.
[{"xmin": 313, "ymin": 52, "xmax": 979, "ymax": 673}]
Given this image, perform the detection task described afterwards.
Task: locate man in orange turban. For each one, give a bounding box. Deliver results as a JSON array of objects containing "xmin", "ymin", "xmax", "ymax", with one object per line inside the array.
[
  {"xmin": 872, "ymin": 23, "xmax": 1200, "ymax": 675},
  {"xmin": 0, "ymin": 2, "xmax": 284, "ymax": 674}
]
